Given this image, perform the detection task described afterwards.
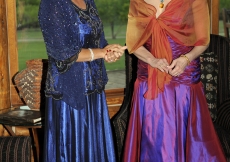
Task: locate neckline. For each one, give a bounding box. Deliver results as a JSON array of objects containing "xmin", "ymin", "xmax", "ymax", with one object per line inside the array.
[
  {"xmin": 72, "ymin": 0, "xmax": 88, "ymax": 11},
  {"xmin": 144, "ymin": 0, "xmax": 172, "ymax": 19}
]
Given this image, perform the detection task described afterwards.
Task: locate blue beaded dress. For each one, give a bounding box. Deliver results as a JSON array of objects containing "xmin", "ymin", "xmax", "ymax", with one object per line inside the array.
[{"xmin": 38, "ymin": 0, "xmax": 116, "ymax": 161}]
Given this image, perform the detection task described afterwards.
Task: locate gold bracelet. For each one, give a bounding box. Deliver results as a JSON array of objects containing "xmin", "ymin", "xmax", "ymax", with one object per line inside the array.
[{"xmin": 180, "ymin": 54, "xmax": 190, "ymax": 65}]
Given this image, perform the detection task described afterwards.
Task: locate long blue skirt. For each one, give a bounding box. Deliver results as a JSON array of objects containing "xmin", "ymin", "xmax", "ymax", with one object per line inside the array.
[{"xmin": 43, "ymin": 92, "xmax": 116, "ymax": 162}]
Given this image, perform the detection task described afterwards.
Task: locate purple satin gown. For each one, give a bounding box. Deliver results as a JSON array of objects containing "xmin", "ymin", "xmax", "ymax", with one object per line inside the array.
[{"xmin": 123, "ymin": 37, "xmax": 226, "ymax": 162}]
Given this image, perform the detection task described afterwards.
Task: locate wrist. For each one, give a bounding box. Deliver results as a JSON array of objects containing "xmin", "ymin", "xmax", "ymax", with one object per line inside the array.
[
  {"xmin": 180, "ymin": 54, "xmax": 190, "ymax": 65},
  {"xmin": 88, "ymin": 48, "xmax": 94, "ymax": 61},
  {"xmin": 90, "ymin": 49, "xmax": 107, "ymax": 60},
  {"xmin": 101, "ymin": 48, "xmax": 107, "ymax": 58},
  {"xmin": 147, "ymin": 57, "xmax": 156, "ymax": 65},
  {"xmin": 146, "ymin": 57, "xmax": 152, "ymax": 65}
]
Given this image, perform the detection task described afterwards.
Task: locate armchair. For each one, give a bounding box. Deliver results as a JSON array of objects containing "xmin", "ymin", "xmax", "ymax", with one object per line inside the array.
[
  {"xmin": 0, "ymin": 136, "xmax": 31, "ymax": 162},
  {"xmin": 204, "ymin": 34, "xmax": 230, "ymax": 161},
  {"xmin": 111, "ymin": 34, "xmax": 230, "ymax": 161}
]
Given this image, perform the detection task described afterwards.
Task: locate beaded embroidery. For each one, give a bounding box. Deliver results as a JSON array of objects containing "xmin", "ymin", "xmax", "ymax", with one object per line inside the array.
[{"xmin": 39, "ymin": 0, "xmax": 108, "ymax": 109}]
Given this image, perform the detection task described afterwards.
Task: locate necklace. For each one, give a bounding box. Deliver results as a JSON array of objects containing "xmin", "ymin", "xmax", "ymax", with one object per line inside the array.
[{"xmin": 159, "ymin": 0, "xmax": 164, "ymax": 8}]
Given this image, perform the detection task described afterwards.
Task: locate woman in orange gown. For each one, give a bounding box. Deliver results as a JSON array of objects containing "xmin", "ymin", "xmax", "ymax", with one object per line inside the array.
[{"xmin": 123, "ymin": 0, "xmax": 227, "ymax": 161}]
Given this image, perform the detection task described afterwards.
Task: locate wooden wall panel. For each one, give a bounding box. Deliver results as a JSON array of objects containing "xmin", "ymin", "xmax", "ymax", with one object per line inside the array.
[
  {"xmin": 0, "ymin": 0, "xmax": 11, "ymax": 141},
  {"xmin": 0, "ymin": 0, "xmax": 11, "ymax": 112},
  {"xmin": 105, "ymin": 88, "xmax": 124, "ymax": 118},
  {"xmin": 6, "ymin": 0, "xmax": 23, "ymax": 106},
  {"xmin": 208, "ymin": 0, "xmax": 219, "ymax": 34}
]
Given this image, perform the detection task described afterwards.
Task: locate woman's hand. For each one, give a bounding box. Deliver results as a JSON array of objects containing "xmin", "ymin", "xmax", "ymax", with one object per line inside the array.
[
  {"xmin": 132, "ymin": 46, "xmax": 169, "ymax": 73},
  {"xmin": 167, "ymin": 56, "xmax": 188, "ymax": 77},
  {"xmin": 104, "ymin": 45, "xmax": 127, "ymax": 63},
  {"xmin": 167, "ymin": 46, "xmax": 208, "ymax": 76},
  {"xmin": 148, "ymin": 58, "xmax": 169, "ymax": 73}
]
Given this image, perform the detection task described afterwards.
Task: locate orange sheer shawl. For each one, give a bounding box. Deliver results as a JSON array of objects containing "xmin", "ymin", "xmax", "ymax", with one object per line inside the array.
[{"xmin": 126, "ymin": 0, "xmax": 210, "ymax": 99}]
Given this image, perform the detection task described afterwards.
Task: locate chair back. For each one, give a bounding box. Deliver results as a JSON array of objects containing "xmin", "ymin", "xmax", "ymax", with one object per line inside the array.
[
  {"xmin": 200, "ymin": 34, "xmax": 230, "ymax": 120},
  {"xmin": 204, "ymin": 34, "xmax": 230, "ymax": 106},
  {"xmin": 222, "ymin": 8, "xmax": 230, "ymax": 39}
]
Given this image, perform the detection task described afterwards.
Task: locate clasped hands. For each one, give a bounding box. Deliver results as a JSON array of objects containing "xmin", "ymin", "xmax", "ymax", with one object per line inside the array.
[
  {"xmin": 151, "ymin": 56, "xmax": 189, "ymax": 77},
  {"xmin": 104, "ymin": 44, "xmax": 127, "ymax": 63}
]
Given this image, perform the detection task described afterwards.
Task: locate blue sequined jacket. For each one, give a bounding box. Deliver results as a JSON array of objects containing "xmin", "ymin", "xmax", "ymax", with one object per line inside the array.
[{"xmin": 38, "ymin": 0, "xmax": 108, "ymax": 109}]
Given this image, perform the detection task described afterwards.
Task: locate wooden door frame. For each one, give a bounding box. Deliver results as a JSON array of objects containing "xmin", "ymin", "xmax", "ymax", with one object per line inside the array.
[{"xmin": 208, "ymin": 0, "xmax": 219, "ymax": 34}]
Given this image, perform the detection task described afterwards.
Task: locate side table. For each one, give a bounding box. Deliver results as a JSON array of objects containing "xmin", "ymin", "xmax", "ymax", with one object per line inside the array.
[{"xmin": 0, "ymin": 118, "xmax": 43, "ymax": 162}]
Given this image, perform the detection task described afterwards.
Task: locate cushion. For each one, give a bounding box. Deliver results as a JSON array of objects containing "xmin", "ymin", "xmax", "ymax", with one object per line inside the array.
[
  {"xmin": 200, "ymin": 51, "xmax": 218, "ymax": 121},
  {"xmin": 0, "ymin": 136, "xmax": 31, "ymax": 162}
]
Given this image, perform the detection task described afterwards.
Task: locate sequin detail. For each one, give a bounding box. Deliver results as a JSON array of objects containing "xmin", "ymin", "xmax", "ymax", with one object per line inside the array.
[{"xmin": 39, "ymin": 0, "xmax": 108, "ymax": 109}]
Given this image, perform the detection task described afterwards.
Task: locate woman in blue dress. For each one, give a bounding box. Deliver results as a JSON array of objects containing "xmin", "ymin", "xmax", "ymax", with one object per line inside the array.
[{"xmin": 38, "ymin": 0, "xmax": 126, "ymax": 161}]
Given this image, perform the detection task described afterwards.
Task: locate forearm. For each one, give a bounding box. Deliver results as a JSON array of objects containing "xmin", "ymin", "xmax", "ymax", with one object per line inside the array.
[
  {"xmin": 76, "ymin": 48, "xmax": 106, "ymax": 62},
  {"xmin": 185, "ymin": 45, "xmax": 209, "ymax": 62},
  {"xmin": 133, "ymin": 46, "xmax": 156, "ymax": 64},
  {"xmin": 133, "ymin": 46, "xmax": 170, "ymax": 72}
]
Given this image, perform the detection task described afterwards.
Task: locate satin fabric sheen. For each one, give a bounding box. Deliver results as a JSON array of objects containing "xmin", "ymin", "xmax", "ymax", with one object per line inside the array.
[
  {"xmin": 42, "ymin": 1, "xmax": 116, "ymax": 161},
  {"xmin": 43, "ymin": 92, "xmax": 116, "ymax": 162},
  {"xmin": 123, "ymin": 37, "xmax": 226, "ymax": 162}
]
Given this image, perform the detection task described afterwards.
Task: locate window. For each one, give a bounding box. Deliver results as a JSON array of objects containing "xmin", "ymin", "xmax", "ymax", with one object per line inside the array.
[{"xmin": 16, "ymin": 0, "xmax": 129, "ymax": 90}]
